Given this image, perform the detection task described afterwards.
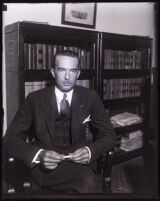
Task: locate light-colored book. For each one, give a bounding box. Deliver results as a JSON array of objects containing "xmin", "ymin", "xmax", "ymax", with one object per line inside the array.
[
  {"xmin": 110, "ymin": 112, "xmax": 143, "ymax": 127},
  {"xmin": 123, "ymin": 130, "xmax": 143, "ymax": 139}
]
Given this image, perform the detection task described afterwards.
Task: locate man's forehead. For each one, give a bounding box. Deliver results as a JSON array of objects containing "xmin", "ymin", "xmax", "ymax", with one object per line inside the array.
[{"xmin": 55, "ymin": 55, "xmax": 78, "ymax": 62}]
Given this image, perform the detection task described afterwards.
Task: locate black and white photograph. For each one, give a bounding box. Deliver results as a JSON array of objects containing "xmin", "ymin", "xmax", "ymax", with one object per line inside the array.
[
  {"xmin": 2, "ymin": 2, "xmax": 158, "ymax": 199},
  {"xmin": 61, "ymin": 3, "xmax": 97, "ymax": 28}
]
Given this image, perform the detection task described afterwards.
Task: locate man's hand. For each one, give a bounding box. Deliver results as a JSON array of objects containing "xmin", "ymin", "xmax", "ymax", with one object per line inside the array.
[
  {"xmin": 71, "ymin": 147, "xmax": 89, "ymax": 164},
  {"xmin": 38, "ymin": 150, "xmax": 64, "ymax": 169}
]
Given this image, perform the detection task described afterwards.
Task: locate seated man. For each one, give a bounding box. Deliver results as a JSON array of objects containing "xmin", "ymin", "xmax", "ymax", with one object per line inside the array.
[{"xmin": 3, "ymin": 51, "xmax": 116, "ymax": 193}]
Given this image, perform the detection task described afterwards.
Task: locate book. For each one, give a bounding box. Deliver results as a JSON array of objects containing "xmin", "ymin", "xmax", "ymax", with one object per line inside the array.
[
  {"xmin": 110, "ymin": 112, "xmax": 143, "ymax": 127},
  {"xmin": 42, "ymin": 44, "xmax": 48, "ymax": 69},
  {"xmin": 28, "ymin": 43, "xmax": 34, "ymax": 69},
  {"xmin": 86, "ymin": 51, "xmax": 90, "ymax": 69},
  {"xmin": 135, "ymin": 51, "xmax": 142, "ymax": 69},
  {"xmin": 24, "ymin": 43, "xmax": 29, "ymax": 69},
  {"xmin": 120, "ymin": 136, "xmax": 143, "ymax": 151},
  {"xmin": 48, "ymin": 45, "xmax": 53, "ymax": 69},
  {"xmin": 121, "ymin": 135, "xmax": 143, "ymax": 143},
  {"xmin": 52, "ymin": 45, "xmax": 57, "ymax": 58},
  {"xmin": 35, "ymin": 44, "xmax": 47, "ymax": 69}
]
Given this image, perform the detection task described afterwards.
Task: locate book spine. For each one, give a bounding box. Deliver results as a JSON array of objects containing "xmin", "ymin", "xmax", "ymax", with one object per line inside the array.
[
  {"xmin": 28, "ymin": 43, "xmax": 33, "ymax": 69},
  {"xmin": 42, "ymin": 44, "xmax": 48, "ymax": 69},
  {"xmin": 32, "ymin": 44, "xmax": 37, "ymax": 69},
  {"xmin": 48, "ymin": 44, "xmax": 53, "ymax": 69},
  {"xmin": 24, "ymin": 43, "xmax": 29, "ymax": 69},
  {"xmin": 86, "ymin": 51, "xmax": 90, "ymax": 69},
  {"xmin": 104, "ymin": 50, "xmax": 106, "ymax": 69},
  {"xmin": 36, "ymin": 44, "xmax": 43, "ymax": 69},
  {"xmin": 52, "ymin": 45, "xmax": 57, "ymax": 60},
  {"xmin": 124, "ymin": 130, "xmax": 143, "ymax": 139}
]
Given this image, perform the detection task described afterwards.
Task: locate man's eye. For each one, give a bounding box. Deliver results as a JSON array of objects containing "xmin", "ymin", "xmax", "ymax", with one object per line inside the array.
[
  {"xmin": 70, "ymin": 69, "xmax": 78, "ymax": 73},
  {"xmin": 57, "ymin": 68, "xmax": 65, "ymax": 72}
]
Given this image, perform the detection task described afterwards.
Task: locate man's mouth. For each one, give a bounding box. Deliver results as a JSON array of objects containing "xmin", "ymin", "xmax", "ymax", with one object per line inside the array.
[{"xmin": 63, "ymin": 83, "xmax": 70, "ymax": 86}]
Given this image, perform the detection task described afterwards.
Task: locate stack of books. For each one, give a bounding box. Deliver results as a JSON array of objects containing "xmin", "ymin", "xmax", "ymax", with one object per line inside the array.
[
  {"xmin": 120, "ymin": 130, "xmax": 144, "ymax": 152},
  {"xmin": 110, "ymin": 112, "xmax": 143, "ymax": 127}
]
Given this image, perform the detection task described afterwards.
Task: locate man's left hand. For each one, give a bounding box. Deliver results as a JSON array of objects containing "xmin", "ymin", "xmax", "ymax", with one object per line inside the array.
[{"xmin": 71, "ymin": 147, "xmax": 89, "ymax": 164}]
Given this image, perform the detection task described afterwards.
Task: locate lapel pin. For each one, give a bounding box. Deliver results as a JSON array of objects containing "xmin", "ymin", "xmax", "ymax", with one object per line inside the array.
[{"xmin": 80, "ymin": 105, "xmax": 83, "ymax": 108}]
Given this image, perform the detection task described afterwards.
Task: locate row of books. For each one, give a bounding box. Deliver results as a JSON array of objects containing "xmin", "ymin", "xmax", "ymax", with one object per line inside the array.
[
  {"xmin": 104, "ymin": 49, "xmax": 142, "ymax": 69},
  {"xmin": 76, "ymin": 80, "xmax": 90, "ymax": 89},
  {"xmin": 110, "ymin": 112, "xmax": 143, "ymax": 127},
  {"xmin": 24, "ymin": 43, "xmax": 91, "ymax": 70},
  {"xmin": 120, "ymin": 130, "xmax": 143, "ymax": 152},
  {"xmin": 25, "ymin": 81, "xmax": 53, "ymax": 97},
  {"xmin": 25, "ymin": 80, "xmax": 90, "ymax": 97},
  {"xmin": 103, "ymin": 78, "xmax": 144, "ymax": 100}
]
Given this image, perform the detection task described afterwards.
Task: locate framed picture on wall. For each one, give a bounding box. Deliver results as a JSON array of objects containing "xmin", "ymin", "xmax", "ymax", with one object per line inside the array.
[{"xmin": 61, "ymin": 3, "xmax": 97, "ymax": 29}]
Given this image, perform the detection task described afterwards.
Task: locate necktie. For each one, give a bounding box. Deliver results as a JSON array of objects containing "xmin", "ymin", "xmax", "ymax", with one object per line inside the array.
[{"xmin": 60, "ymin": 93, "xmax": 69, "ymax": 117}]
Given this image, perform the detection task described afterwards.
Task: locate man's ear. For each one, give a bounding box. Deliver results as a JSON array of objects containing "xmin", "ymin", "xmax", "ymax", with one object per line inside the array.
[
  {"xmin": 50, "ymin": 68, "xmax": 55, "ymax": 78},
  {"xmin": 77, "ymin": 70, "xmax": 81, "ymax": 79}
]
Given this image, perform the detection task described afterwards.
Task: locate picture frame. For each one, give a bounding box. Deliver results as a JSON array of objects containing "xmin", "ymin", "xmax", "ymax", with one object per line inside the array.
[{"xmin": 61, "ymin": 3, "xmax": 97, "ymax": 29}]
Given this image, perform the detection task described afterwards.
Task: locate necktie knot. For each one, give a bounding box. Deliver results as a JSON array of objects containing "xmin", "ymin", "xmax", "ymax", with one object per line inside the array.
[
  {"xmin": 63, "ymin": 93, "xmax": 67, "ymax": 100},
  {"xmin": 60, "ymin": 93, "xmax": 69, "ymax": 117}
]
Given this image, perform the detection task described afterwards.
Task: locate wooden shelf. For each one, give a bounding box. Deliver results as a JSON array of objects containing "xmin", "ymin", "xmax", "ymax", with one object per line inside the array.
[
  {"xmin": 109, "ymin": 147, "xmax": 145, "ymax": 166},
  {"xmin": 114, "ymin": 122, "xmax": 145, "ymax": 135},
  {"xmin": 102, "ymin": 69, "xmax": 150, "ymax": 79},
  {"xmin": 104, "ymin": 96, "xmax": 144, "ymax": 108}
]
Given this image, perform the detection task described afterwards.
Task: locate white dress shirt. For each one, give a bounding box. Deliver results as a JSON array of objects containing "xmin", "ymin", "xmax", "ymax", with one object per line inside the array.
[{"xmin": 32, "ymin": 86, "xmax": 91, "ymax": 165}]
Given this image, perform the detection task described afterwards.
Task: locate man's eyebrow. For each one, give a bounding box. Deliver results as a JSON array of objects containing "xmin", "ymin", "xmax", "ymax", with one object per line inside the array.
[
  {"xmin": 56, "ymin": 67, "xmax": 78, "ymax": 70},
  {"xmin": 56, "ymin": 67, "xmax": 65, "ymax": 70}
]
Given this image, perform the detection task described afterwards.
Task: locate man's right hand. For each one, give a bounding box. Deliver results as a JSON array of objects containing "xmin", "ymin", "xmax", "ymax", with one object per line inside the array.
[{"xmin": 38, "ymin": 150, "xmax": 64, "ymax": 170}]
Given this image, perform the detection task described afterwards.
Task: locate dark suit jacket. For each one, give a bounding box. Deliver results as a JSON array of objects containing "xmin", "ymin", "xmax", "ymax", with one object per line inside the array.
[{"xmin": 3, "ymin": 85, "xmax": 116, "ymax": 188}]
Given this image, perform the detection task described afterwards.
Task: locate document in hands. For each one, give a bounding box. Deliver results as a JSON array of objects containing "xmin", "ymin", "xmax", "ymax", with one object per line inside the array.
[{"xmin": 62, "ymin": 154, "xmax": 73, "ymax": 160}]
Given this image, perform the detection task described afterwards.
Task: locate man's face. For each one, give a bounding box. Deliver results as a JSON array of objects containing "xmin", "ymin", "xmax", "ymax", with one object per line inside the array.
[{"xmin": 51, "ymin": 55, "xmax": 80, "ymax": 92}]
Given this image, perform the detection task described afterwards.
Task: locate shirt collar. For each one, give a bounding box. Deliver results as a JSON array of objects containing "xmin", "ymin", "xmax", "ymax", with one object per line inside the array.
[{"xmin": 55, "ymin": 86, "xmax": 73, "ymax": 105}]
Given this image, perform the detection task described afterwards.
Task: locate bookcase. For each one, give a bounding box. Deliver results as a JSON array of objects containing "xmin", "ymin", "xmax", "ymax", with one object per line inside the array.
[
  {"xmin": 99, "ymin": 32, "xmax": 152, "ymax": 165},
  {"xmin": 5, "ymin": 21, "xmax": 152, "ymax": 167},
  {"xmin": 5, "ymin": 21, "xmax": 99, "ymax": 126}
]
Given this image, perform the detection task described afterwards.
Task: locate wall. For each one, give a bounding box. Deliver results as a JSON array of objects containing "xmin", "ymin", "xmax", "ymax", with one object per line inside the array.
[
  {"xmin": 3, "ymin": 3, "xmax": 155, "ymax": 36},
  {"xmin": 2, "ymin": 2, "xmax": 156, "ymax": 135}
]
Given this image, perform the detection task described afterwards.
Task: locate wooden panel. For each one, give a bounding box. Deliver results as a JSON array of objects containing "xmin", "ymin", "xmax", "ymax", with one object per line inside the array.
[
  {"xmin": 5, "ymin": 31, "xmax": 19, "ymax": 72},
  {"xmin": 7, "ymin": 107, "xmax": 19, "ymax": 127},
  {"xmin": 6, "ymin": 72, "xmax": 19, "ymax": 110}
]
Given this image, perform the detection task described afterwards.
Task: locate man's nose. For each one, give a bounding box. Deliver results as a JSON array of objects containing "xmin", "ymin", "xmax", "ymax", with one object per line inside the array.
[{"xmin": 65, "ymin": 71, "xmax": 70, "ymax": 80}]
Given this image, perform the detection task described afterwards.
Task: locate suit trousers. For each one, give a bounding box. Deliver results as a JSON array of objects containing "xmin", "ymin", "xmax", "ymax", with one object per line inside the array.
[{"xmin": 40, "ymin": 161, "xmax": 103, "ymax": 193}]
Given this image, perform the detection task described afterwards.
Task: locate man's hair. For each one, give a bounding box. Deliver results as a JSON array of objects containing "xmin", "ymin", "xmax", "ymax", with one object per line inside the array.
[{"xmin": 53, "ymin": 50, "xmax": 79, "ymax": 68}]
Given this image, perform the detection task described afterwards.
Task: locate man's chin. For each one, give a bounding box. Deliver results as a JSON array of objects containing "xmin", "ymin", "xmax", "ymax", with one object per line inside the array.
[{"xmin": 61, "ymin": 86, "xmax": 73, "ymax": 92}]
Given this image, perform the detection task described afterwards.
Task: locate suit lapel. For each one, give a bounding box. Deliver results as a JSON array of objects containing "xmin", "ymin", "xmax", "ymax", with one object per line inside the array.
[
  {"xmin": 41, "ymin": 86, "xmax": 57, "ymax": 144},
  {"xmin": 71, "ymin": 87, "xmax": 85, "ymax": 144}
]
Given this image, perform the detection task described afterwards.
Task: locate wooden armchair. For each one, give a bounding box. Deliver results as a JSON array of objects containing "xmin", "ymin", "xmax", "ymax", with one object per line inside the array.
[
  {"xmin": 2, "ymin": 123, "xmax": 115, "ymax": 195},
  {"xmin": 2, "ymin": 148, "xmax": 114, "ymax": 195}
]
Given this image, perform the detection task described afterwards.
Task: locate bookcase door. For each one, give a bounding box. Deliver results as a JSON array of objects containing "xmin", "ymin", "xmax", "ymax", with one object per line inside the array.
[
  {"xmin": 5, "ymin": 22, "xmax": 99, "ymax": 126},
  {"xmin": 100, "ymin": 32, "xmax": 152, "ymax": 154}
]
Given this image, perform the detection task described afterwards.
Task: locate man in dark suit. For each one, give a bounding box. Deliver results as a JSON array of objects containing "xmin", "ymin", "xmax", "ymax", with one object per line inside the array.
[{"xmin": 3, "ymin": 51, "xmax": 116, "ymax": 193}]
